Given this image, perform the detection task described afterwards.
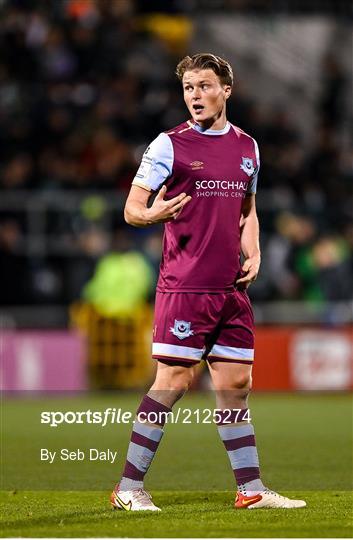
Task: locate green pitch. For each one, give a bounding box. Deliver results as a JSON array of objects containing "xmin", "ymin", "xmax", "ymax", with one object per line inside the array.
[{"xmin": 1, "ymin": 393, "xmax": 352, "ymax": 537}]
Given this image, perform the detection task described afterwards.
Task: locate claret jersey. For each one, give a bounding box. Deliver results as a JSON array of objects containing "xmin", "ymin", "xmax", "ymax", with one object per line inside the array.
[{"xmin": 132, "ymin": 120, "xmax": 260, "ymax": 293}]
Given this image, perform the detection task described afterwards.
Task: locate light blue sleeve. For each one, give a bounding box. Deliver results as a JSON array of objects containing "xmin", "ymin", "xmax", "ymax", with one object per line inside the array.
[
  {"xmin": 247, "ymin": 138, "xmax": 260, "ymax": 194},
  {"xmin": 132, "ymin": 133, "xmax": 174, "ymax": 191}
]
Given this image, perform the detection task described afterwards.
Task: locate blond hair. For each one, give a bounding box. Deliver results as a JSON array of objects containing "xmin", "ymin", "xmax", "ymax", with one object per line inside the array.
[{"xmin": 176, "ymin": 53, "xmax": 233, "ymax": 86}]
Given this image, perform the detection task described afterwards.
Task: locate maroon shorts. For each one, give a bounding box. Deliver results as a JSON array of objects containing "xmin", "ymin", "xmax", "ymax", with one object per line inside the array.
[{"xmin": 152, "ymin": 290, "xmax": 254, "ymax": 365}]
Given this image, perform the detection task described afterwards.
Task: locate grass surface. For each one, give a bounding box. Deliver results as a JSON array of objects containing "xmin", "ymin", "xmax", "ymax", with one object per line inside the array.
[
  {"xmin": 1, "ymin": 490, "xmax": 352, "ymax": 538},
  {"xmin": 1, "ymin": 392, "xmax": 352, "ymax": 537}
]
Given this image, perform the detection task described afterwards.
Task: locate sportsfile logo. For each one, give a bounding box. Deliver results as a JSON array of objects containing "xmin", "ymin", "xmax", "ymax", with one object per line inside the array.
[
  {"xmin": 40, "ymin": 408, "xmax": 251, "ymax": 426},
  {"xmin": 195, "ymin": 179, "xmax": 248, "ymax": 198}
]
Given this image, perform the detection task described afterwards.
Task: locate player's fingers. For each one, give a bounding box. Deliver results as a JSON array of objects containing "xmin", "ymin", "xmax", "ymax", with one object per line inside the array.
[
  {"xmin": 235, "ymin": 280, "xmax": 248, "ymax": 290},
  {"xmin": 245, "ymin": 274, "xmax": 258, "ymax": 285},
  {"xmin": 156, "ymin": 185, "xmax": 167, "ymax": 200},
  {"xmin": 168, "ymin": 192, "xmax": 188, "ymax": 207},
  {"xmin": 236, "ymin": 272, "xmax": 256, "ymax": 284},
  {"xmin": 236, "ymin": 278, "xmax": 252, "ymax": 290},
  {"xmin": 242, "ymin": 261, "xmax": 251, "ymax": 272},
  {"xmin": 172, "ymin": 199, "xmax": 191, "ymax": 218},
  {"xmin": 247, "ymin": 269, "xmax": 258, "ymax": 281},
  {"xmin": 161, "ymin": 217, "xmax": 175, "ymax": 223},
  {"xmin": 168, "ymin": 203, "xmax": 182, "ymax": 214},
  {"xmin": 169, "ymin": 196, "xmax": 192, "ymax": 213},
  {"xmin": 162, "ymin": 208, "xmax": 182, "ymax": 220}
]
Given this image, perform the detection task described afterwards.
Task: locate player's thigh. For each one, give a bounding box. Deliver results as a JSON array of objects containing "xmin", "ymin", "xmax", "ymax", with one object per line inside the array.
[
  {"xmin": 208, "ymin": 362, "xmax": 253, "ymax": 411},
  {"xmin": 151, "ymin": 359, "xmax": 197, "ymax": 390},
  {"xmin": 208, "ymin": 361, "xmax": 253, "ymax": 390}
]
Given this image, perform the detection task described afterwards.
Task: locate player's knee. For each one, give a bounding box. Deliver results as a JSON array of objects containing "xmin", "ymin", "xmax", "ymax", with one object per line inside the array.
[
  {"xmin": 171, "ymin": 371, "xmax": 194, "ymax": 393},
  {"xmin": 164, "ymin": 367, "xmax": 194, "ymax": 396},
  {"xmin": 231, "ymin": 374, "xmax": 252, "ymax": 396},
  {"xmin": 212, "ymin": 374, "xmax": 252, "ymax": 400},
  {"xmin": 153, "ymin": 365, "xmax": 194, "ymax": 397}
]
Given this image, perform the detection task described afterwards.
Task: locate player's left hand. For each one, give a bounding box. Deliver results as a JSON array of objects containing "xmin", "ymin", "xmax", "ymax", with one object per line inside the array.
[{"xmin": 236, "ymin": 256, "xmax": 261, "ymax": 289}]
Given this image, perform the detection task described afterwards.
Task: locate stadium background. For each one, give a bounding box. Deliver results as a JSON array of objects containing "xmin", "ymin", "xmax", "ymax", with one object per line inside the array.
[{"xmin": 0, "ymin": 0, "xmax": 352, "ymax": 537}]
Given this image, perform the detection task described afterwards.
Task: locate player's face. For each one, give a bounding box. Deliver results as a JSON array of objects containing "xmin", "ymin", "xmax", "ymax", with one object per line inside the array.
[{"xmin": 182, "ymin": 69, "xmax": 231, "ymax": 129}]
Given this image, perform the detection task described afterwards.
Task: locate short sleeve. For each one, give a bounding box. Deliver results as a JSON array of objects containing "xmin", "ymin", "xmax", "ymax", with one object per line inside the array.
[
  {"xmin": 132, "ymin": 133, "xmax": 174, "ymax": 192},
  {"xmin": 247, "ymin": 138, "xmax": 260, "ymax": 194}
]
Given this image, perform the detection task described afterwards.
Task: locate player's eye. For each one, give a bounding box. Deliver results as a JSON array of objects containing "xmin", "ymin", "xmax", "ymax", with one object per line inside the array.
[
  {"xmin": 201, "ymin": 84, "xmax": 209, "ymax": 90},
  {"xmin": 184, "ymin": 85, "xmax": 192, "ymax": 92}
]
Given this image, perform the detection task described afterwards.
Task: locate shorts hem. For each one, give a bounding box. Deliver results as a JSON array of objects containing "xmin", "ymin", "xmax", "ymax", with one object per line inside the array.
[
  {"xmin": 156, "ymin": 287, "xmax": 236, "ymax": 294},
  {"xmin": 207, "ymin": 356, "xmax": 253, "ymax": 365},
  {"xmin": 152, "ymin": 354, "xmax": 200, "ymax": 365}
]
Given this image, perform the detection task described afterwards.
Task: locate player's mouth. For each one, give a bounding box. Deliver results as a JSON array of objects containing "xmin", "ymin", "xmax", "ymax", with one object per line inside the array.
[{"xmin": 192, "ymin": 104, "xmax": 205, "ymax": 115}]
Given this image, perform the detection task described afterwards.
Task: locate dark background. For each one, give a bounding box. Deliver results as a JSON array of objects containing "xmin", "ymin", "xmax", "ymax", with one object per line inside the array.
[{"xmin": 0, "ymin": 0, "xmax": 352, "ymax": 327}]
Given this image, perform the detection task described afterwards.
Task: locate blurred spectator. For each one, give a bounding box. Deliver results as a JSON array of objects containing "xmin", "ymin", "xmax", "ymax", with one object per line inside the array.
[
  {"xmin": 83, "ymin": 250, "xmax": 155, "ymax": 317},
  {"xmin": 0, "ymin": 219, "xmax": 28, "ymax": 304},
  {"xmin": 2, "ymin": 154, "xmax": 34, "ymax": 189},
  {"xmin": 296, "ymin": 236, "xmax": 352, "ymax": 301},
  {"xmin": 319, "ymin": 53, "xmax": 347, "ymax": 129},
  {"xmin": 259, "ymin": 212, "xmax": 316, "ymax": 300}
]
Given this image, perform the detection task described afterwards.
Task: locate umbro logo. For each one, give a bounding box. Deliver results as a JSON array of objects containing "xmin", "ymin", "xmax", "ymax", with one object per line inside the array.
[{"xmin": 190, "ymin": 160, "xmax": 204, "ymax": 170}]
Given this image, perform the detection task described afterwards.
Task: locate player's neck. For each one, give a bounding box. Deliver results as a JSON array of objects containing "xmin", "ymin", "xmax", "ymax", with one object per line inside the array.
[{"xmin": 195, "ymin": 112, "xmax": 228, "ymax": 132}]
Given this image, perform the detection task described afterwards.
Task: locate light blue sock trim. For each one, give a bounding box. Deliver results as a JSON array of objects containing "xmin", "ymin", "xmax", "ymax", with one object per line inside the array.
[
  {"xmin": 133, "ymin": 421, "xmax": 163, "ymax": 441},
  {"xmin": 228, "ymin": 446, "xmax": 260, "ymax": 470},
  {"xmin": 218, "ymin": 423, "xmax": 254, "ymax": 440}
]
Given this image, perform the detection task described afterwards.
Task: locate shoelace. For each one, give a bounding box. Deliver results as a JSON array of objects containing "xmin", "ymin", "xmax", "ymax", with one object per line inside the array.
[
  {"xmin": 134, "ymin": 489, "xmax": 153, "ymax": 505},
  {"xmin": 264, "ymin": 489, "xmax": 279, "ymax": 496},
  {"xmin": 263, "ymin": 489, "xmax": 287, "ymax": 507}
]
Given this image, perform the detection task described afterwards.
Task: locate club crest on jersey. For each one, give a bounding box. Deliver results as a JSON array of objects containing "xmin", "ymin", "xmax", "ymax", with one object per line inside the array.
[
  {"xmin": 170, "ymin": 320, "xmax": 194, "ymax": 340},
  {"xmin": 240, "ymin": 157, "xmax": 255, "ymax": 177}
]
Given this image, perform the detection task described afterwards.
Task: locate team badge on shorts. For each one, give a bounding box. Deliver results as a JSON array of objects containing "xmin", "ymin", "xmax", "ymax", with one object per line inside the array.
[
  {"xmin": 240, "ymin": 157, "xmax": 255, "ymax": 177},
  {"xmin": 170, "ymin": 320, "xmax": 194, "ymax": 340}
]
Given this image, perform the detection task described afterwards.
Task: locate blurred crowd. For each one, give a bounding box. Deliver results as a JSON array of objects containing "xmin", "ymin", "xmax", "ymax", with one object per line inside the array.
[{"xmin": 0, "ymin": 0, "xmax": 352, "ymax": 307}]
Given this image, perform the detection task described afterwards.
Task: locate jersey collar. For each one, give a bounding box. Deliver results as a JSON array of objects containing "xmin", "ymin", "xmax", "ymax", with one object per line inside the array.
[{"xmin": 187, "ymin": 120, "xmax": 231, "ymax": 136}]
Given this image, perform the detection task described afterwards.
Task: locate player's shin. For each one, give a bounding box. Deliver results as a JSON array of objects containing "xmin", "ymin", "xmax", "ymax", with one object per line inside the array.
[
  {"xmin": 216, "ymin": 408, "xmax": 265, "ymax": 496},
  {"xmin": 117, "ymin": 395, "xmax": 172, "ymax": 491}
]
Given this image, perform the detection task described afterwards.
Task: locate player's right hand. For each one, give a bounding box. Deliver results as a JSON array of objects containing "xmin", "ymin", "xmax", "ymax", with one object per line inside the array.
[{"xmin": 147, "ymin": 185, "xmax": 192, "ymax": 223}]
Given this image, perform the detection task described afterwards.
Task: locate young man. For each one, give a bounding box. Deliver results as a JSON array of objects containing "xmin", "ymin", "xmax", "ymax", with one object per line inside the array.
[{"xmin": 111, "ymin": 53, "xmax": 306, "ymax": 511}]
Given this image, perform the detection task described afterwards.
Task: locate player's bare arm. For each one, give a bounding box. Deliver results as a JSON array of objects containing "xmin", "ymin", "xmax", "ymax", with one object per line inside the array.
[
  {"xmin": 124, "ymin": 185, "xmax": 192, "ymax": 227},
  {"xmin": 236, "ymin": 194, "xmax": 261, "ymax": 289}
]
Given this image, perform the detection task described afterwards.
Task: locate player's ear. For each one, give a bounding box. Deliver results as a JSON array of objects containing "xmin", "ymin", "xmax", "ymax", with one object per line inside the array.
[{"xmin": 224, "ymin": 85, "xmax": 232, "ymax": 99}]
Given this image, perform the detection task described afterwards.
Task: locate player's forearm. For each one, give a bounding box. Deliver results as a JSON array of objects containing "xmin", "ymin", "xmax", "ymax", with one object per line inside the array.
[
  {"xmin": 124, "ymin": 201, "xmax": 154, "ymax": 228},
  {"xmin": 125, "ymin": 185, "xmax": 192, "ymax": 227},
  {"xmin": 240, "ymin": 213, "xmax": 261, "ymax": 261}
]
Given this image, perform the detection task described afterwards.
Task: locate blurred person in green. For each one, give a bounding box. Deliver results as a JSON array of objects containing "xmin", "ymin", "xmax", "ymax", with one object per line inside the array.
[
  {"xmin": 265, "ymin": 212, "xmax": 352, "ymax": 302},
  {"xmin": 296, "ymin": 235, "xmax": 352, "ymax": 302},
  {"xmin": 261, "ymin": 212, "xmax": 316, "ymax": 300},
  {"xmin": 83, "ymin": 250, "xmax": 154, "ymax": 317}
]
